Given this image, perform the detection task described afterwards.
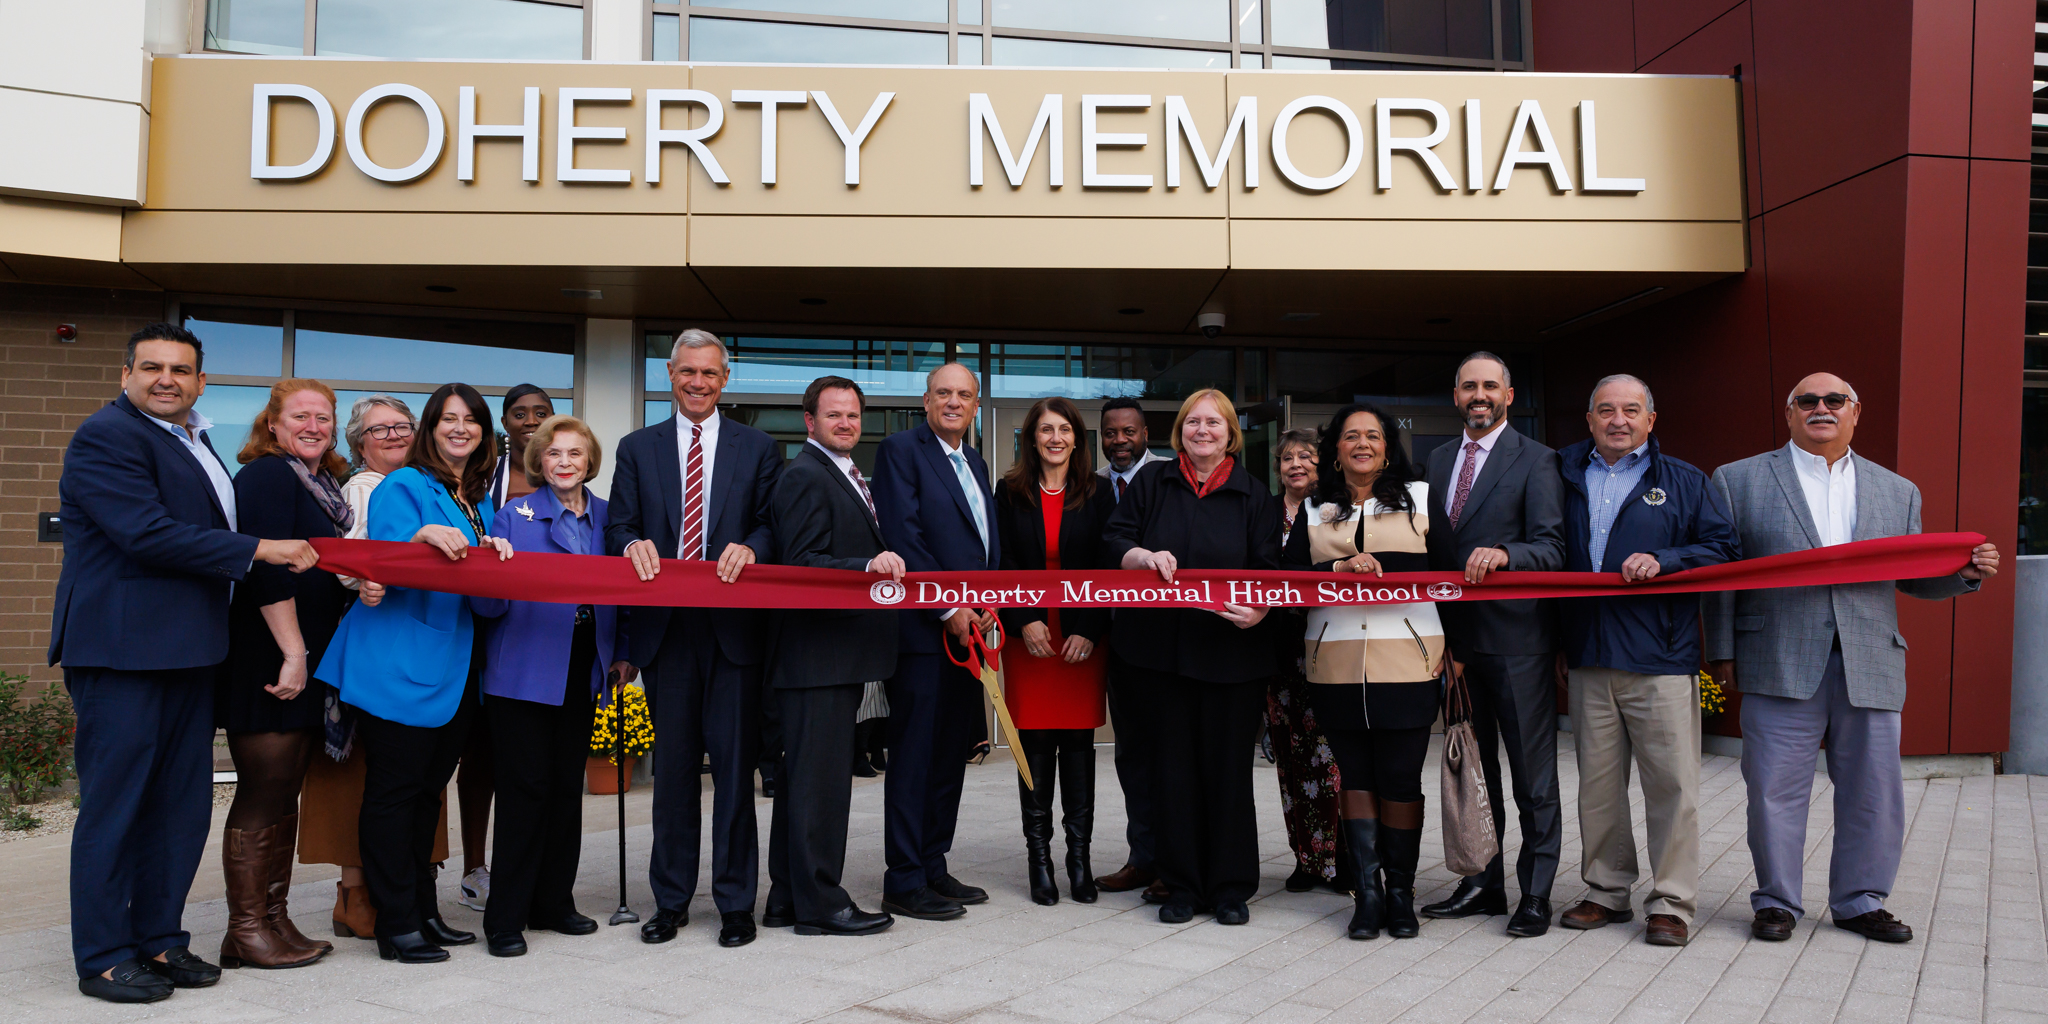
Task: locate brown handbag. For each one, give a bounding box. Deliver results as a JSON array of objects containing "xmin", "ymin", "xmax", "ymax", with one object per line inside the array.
[{"xmin": 1439, "ymin": 670, "xmax": 1499, "ymax": 877}]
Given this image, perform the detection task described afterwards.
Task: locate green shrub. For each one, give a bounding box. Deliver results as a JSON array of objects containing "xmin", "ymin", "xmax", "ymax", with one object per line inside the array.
[{"xmin": 0, "ymin": 673, "xmax": 75, "ymax": 806}]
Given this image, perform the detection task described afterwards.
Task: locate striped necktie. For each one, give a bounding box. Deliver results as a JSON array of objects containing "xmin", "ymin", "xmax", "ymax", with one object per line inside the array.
[{"xmin": 680, "ymin": 423, "xmax": 705, "ymax": 559}]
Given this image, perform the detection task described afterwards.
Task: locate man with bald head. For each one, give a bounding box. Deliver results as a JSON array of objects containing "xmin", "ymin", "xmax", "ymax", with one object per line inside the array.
[{"xmin": 1706, "ymin": 373, "xmax": 1999, "ymax": 944}]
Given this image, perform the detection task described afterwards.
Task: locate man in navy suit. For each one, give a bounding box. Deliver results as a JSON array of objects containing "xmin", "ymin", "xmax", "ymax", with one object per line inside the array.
[
  {"xmin": 53, "ymin": 324, "xmax": 318, "ymax": 1003},
  {"xmin": 870, "ymin": 362, "xmax": 1002, "ymax": 921},
  {"xmin": 608, "ymin": 329, "xmax": 782, "ymax": 949}
]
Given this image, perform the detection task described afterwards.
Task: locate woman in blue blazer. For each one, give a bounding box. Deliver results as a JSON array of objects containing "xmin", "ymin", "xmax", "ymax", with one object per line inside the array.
[
  {"xmin": 315, "ymin": 382, "xmax": 511, "ymax": 965},
  {"xmin": 467, "ymin": 416, "xmax": 632, "ymax": 957}
]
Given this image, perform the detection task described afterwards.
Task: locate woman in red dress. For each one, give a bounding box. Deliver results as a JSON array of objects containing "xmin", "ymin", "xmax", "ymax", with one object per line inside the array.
[{"xmin": 995, "ymin": 397, "xmax": 1114, "ymax": 906}]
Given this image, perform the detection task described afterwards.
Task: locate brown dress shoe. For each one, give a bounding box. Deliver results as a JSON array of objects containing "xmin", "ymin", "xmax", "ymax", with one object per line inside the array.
[
  {"xmin": 1644, "ymin": 914, "xmax": 1689, "ymax": 946},
  {"xmin": 1095, "ymin": 864, "xmax": 1156, "ymax": 893},
  {"xmin": 1751, "ymin": 907, "xmax": 1796, "ymax": 941},
  {"xmin": 1834, "ymin": 909, "xmax": 1913, "ymax": 943},
  {"xmin": 1140, "ymin": 880, "xmax": 1172, "ymax": 905},
  {"xmin": 1559, "ymin": 900, "xmax": 1632, "ymax": 930}
]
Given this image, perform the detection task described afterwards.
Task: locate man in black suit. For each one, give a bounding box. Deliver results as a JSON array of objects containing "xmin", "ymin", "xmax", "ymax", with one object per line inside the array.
[
  {"xmin": 762, "ymin": 376, "xmax": 902, "ymax": 936},
  {"xmin": 1419, "ymin": 351, "xmax": 1568, "ymax": 938},
  {"xmin": 608, "ymin": 329, "xmax": 782, "ymax": 949},
  {"xmin": 869, "ymin": 362, "xmax": 1002, "ymax": 921},
  {"xmin": 53, "ymin": 324, "xmax": 319, "ymax": 1003}
]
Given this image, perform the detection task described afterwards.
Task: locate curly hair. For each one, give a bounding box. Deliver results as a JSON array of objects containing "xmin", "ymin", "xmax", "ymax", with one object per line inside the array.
[
  {"xmin": 1313, "ymin": 403, "xmax": 1417, "ymax": 520},
  {"xmin": 237, "ymin": 378, "xmax": 350, "ymax": 478}
]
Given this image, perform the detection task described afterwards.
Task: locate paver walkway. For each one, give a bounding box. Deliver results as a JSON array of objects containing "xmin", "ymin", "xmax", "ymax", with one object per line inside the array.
[{"xmin": 1, "ymin": 733, "xmax": 2043, "ymax": 1024}]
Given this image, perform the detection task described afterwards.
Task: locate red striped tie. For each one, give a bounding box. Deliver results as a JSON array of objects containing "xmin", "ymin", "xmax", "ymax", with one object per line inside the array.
[{"xmin": 681, "ymin": 423, "xmax": 705, "ymax": 559}]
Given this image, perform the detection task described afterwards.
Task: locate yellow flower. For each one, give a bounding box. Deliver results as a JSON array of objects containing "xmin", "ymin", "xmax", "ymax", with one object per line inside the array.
[{"xmin": 591, "ymin": 682, "xmax": 656, "ymax": 761}]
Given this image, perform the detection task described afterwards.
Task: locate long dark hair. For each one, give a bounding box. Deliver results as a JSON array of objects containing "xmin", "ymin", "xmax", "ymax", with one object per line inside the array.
[
  {"xmin": 1314, "ymin": 403, "xmax": 1417, "ymax": 519},
  {"xmin": 1002, "ymin": 396, "xmax": 1095, "ymax": 509},
  {"xmin": 408, "ymin": 382, "xmax": 496, "ymax": 505}
]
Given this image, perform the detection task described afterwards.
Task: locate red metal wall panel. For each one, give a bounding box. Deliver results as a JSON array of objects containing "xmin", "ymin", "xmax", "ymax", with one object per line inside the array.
[
  {"xmin": 1750, "ymin": 0, "xmax": 1913, "ymax": 211},
  {"xmin": 1632, "ymin": 0, "xmax": 1744, "ymax": 67},
  {"xmin": 1971, "ymin": 0, "xmax": 2035, "ymax": 161},
  {"xmin": 1905, "ymin": 0, "xmax": 1980, "ymax": 157},
  {"xmin": 1528, "ymin": 0, "xmax": 1635, "ymax": 71}
]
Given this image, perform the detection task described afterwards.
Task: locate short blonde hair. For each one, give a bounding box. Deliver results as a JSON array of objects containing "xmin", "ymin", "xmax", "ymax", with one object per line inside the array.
[
  {"xmin": 1169, "ymin": 388, "xmax": 1243, "ymax": 456},
  {"xmin": 522, "ymin": 414, "xmax": 604, "ymax": 488}
]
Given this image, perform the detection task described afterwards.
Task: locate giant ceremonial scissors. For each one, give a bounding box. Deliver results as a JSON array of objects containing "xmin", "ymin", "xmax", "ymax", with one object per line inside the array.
[{"xmin": 944, "ymin": 612, "xmax": 1034, "ymax": 791}]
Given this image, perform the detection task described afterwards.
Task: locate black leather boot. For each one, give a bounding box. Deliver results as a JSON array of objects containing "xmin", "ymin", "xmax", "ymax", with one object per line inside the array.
[
  {"xmin": 1058, "ymin": 735, "xmax": 1097, "ymax": 904},
  {"xmin": 1378, "ymin": 812, "xmax": 1423, "ymax": 939},
  {"xmin": 1341, "ymin": 816, "xmax": 1386, "ymax": 940},
  {"xmin": 1019, "ymin": 733, "xmax": 1059, "ymax": 906}
]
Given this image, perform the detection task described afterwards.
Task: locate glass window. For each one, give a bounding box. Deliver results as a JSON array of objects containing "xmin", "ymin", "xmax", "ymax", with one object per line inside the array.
[
  {"xmin": 1274, "ymin": 349, "xmax": 1460, "ymax": 405},
  {"xmin": 959, "ymin": 0, "xmax": 981, "ymax": 24},
  {"xmin": 182, "ymin": 307, "xmax": 285, "ymax": 378},
  {"xmin": 205, "ymin": 0, "xmax": 304, "ymax": 54},
  {"xmin": 1500, "ymin": 0, "xmax": 1520, "ymax": 61},
  {"xmin": 984, "ymin": 344, "xmax": 1233, "ymax": 400},
  {"xmin": 1269, "ymin": 54, "xmax": 1330, "ymax": 68},
  {"xmin": 1237, "ymin": 0, "xmax": 1262, "ymax": 43},
  {"xmin": 645, "ymin": 334, "xmax": 952, "ymax": 398},
  {"xmin": 316, "ymin": 0, "xmax": 583, "ymax": 60},
  {"xmin": 690, "ymin": 0, "xmax": 946, "ymax": 21},
  {"xmin": 1270, "ymin": 0, "xmax": 1327, "ymax": 48},
  {"xmin": 989, "ymin": 36, "xmax": 1230, "ymax": 68},
  {"xmin": 1269, "ymin": 0, "xmax": 1498, "ymax": 58},
  {"xmin": 193, "ymin": 384, "xmax": 278, "ymax": 477},
  {"xmin": 653, "ymin": 11, "xmax": 681, "ymax": 59},
  {"xmin": 295, "ymin": 312, "xmax": 574, "ymax": 390},
  {"xmin": 990, "ymin": 0, "xmax": 1227, "ymax": 42},
  {"xmin": 959, "ymin": 32, "xmax": 982, "ymax": 64},
  {"xmin": 1239, "ymin": 51, "xmax": 1263, "ymax": 68},
  {"xmin": 690, "ymin": 17, "xmax": 949, "ymax": 63}
]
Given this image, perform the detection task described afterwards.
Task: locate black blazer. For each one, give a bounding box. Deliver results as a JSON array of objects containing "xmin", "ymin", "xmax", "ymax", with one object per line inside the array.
[
  {"xmin": 1102, "ymin": 459, "xmax": 1282, "ymax": 684},
  {"xmin": 224, "ymin": 455, "xmax": 355, "ymax": 689},
  {"xmin": 993, "ymin": 475, "xmax": 1114, "ymax": 644},
  {"xmin": 1422, "ymin": 425, "xmax": 1566, "ymax": 655},
  {"xmin": 49, "ymin": 393, "xmax": 261, "ymax": 671},
  {"xmin": 766, "ymin": 443, "xmax": 899, "ymax": 689},
  {"xmin": 606, "ymin": 413, "xmax": 781, "ymax": 668}
]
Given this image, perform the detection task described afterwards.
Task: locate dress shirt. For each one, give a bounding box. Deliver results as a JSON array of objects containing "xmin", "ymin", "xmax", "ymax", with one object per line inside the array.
[
  {"xmin": 1788, "ymin": 441, "xmax": 1856, "ymax": 546},
  {"xmin": 147, "ymin": 407, "xmax": 237, "ymax": 532},
  {"xmin": 1584, "ymin": 441, "xmax": 1651, "ymax": 572},
  {"xmin": 1452, "ymin": 417, "xmax": 1511, "ymax": 491},
  {"xmin": 673, "ymin": 410, "xmax": 721, "ymax": 558},
  {"xmin": 554, "ymin": 496, "xmax": 594, "ymax": 555},
  {"xmin": 933, "ymin": 431, "xmax": 985, "ymax": 622},
  {"xmin": 805, "ymin": 438, "xmax": 884, "ymax": 573}
]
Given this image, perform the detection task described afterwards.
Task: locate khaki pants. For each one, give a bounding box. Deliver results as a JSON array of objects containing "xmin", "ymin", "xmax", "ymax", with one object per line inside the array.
[{"xmin": 1569, "ymin": 667, "xmax": 1700, "ymax": 923}]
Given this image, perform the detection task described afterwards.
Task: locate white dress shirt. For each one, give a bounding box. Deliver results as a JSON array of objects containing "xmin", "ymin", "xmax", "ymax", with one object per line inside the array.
[
  {"xmin": 1788, "ymin": 441, "xmax": 1856, "ymax": 546},
  {"xmin": 931, "ymin": 431, "xmax": 987, "ymax": 622},
  {"xmin": 674, "ymin": 410, "xmax": 721, "ymax": 558},
  {"xmin": 1101, "ymin": 449, "xmax": 1167, "ymax": 501},
  {"xmin": 1452, "ymin": 417, "xmax": 1511, "ymax": 489},
  {"xmin": 148, "ymin": 407, "xmax": 237, "ymax": 531}
]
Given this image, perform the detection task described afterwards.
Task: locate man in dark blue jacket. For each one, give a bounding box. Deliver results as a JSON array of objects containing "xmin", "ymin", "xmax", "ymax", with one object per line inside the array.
[
  {"xmin": 53, "ymin": 324, "xmax": 318, "ymax": 1003},
  {"xmin": 1554, "ymin": 374, "xmax": 1738, "ymax": 948}
]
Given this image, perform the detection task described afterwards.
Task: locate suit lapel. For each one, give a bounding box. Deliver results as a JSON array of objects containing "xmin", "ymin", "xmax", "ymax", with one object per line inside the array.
[
  {"xmin": 917, "ymin": 426, "xmax": 979, "ymax": 532},
  {"xmin": 1767, "ymin": 448, "xmax": 1824, "ymax": 548},
  {"xmin": 126, "ymin": 399, "xmax": 230, "ymax": 524},
  {"xmin": 651, "ymin": 417, "xmax": 683, "ymax": 546},
  {"xmin": 1849, "ymin": 453, "xmax": 1884, "ymax": 542},
  {"xmin": 423, "ymin": 478, "xmax": 474, "ymax": 541},
  {"xmin": 806, "ymin": 444, "xmax": 884, "ymax": 545},
  {"xmin": 1454, "ymin": 428, "xmax": 1521, "ymax": 534}
]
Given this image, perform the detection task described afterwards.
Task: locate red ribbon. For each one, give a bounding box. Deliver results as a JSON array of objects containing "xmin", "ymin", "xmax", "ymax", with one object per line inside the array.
[{"xmin": 309, "ymin": 532, "xmax": 1983, "ymax": 611}]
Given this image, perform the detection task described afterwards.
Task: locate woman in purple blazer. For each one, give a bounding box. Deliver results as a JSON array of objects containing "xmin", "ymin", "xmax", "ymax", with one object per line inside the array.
[{"xmin": 468, "ymin": 416, "xmax": 633, "ymax": 958}]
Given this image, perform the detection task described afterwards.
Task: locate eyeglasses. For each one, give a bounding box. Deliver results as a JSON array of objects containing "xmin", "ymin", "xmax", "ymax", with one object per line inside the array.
[
  {"xmin": 1790, "ymin": 393, "xmax": 1854, "ymax": 412},
  {"xmin": 363, "ymin": 423, "xmax": 416, "ymax": 440}
]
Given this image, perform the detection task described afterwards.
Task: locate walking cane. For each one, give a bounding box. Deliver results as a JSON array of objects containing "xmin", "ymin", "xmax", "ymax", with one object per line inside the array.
[{"xmin": 607, "ymin": 668, "xmax": 639, "ymax": 927}]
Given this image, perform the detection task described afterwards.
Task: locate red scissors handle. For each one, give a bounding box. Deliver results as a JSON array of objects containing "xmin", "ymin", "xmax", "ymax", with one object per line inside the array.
[{"xmin": 942, "ymin": 611, "xmax": 1004, "ymax": 674}]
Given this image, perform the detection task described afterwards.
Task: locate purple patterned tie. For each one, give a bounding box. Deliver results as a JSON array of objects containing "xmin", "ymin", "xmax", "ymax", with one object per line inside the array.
[{"xmin": 1447, "ymin": 441, "xmax": 1481, "ymax": 528}]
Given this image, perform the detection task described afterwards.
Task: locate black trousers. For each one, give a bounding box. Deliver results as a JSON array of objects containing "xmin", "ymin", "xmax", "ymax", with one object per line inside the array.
[
  {"xmin": 483, "ymin": 614, "xmax": 597, "ymax": 935},
  {"xmin": 65, "ymin": 666, "xmax": 216, "ymax": 978},
  {"xmin": 646, "ymin": 611, "xmax": 761, "ymax": 915},
  {"xmin": 1463, "ymin": 653, "xmax": 1562, "ymax": 899},
  {"xmin": 1319, "ymin": 724, "xmax": 1431, "ymax": 804},
  {"xmin": 766, "ymin": 683, "xmax": 862, "ymax": 923},
  {"xmin": 1134, "ymin": 667, "xmax": 1264, "ymax": 908},
  {"xmin": 1016, "ymin": 729, "xmax": 1095, "ymax": 831},
  {"xmin": 882, "ymin": 651, "xmax": 983, "ymax": 896},
  {"xmin": 354, "ymin": 673, "xmax": 477, "ymax": 939},
  {"xmin": 1104, "ymin": 650, "xmax": 1158, "ymax": 870}
]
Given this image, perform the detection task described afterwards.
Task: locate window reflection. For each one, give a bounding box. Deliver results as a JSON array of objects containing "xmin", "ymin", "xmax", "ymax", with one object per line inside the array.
[
  {"xmin": 690, "ymin": 0, "xmax": 945, "ymax": 22},
  {"xmin": 205, "ymin": 0, "xmax": 303, "ymax": 54},
  {"xmin": 653, "ymin": 11, "xmax": 681, "ymax": 59},
  {"xmin": 959, "ymin": 0, "xmax": 981, "ymax": 24},
  {"xmin": 295, "ymin": 313, "xmax": 574, "ymax": 389},
  {"xmin": 1269, "ymin": 0, "xmax": 1494, "ymax": 59},
  {"xmin": 959, "ymin": 33, "xmax": 982, "ymax": 64},
  {"xmin": 990, "ymin": 36, "xmax": 1229, "ymax": 68},
  {"xmin": 985, "ymin": 344, "xmax": 1234, "ymax": 400},
  {"xmin": 690, "ymin": 17, "xmax": 949, "ymax": 63},
  {"xmin": 316, "ymin": 0, "xmax": 583, "ymax": 59},
  {"xmin": 182, "ymin": 306, "xmax": 284, "ymax": 378},
  {"xmin": 194, "ymin": 385, "xmax": 277, "ymax": 477},
  {"xmin": 1269, "ymin": 54, "xmax": 1330, "ymax": 68},
  {"xmin": 1238, "ymin": 0, "xmax": 1261, "ymax": 43},
  {"xmin": 991, "ymin": 0, "xmax": 1226, "ymax": 43}
]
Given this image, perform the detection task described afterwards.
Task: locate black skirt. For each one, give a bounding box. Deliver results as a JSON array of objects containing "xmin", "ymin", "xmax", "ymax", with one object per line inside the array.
[{"xmin": 1305, "ymin": 679, "xmax": 1442, "ymax": 733}]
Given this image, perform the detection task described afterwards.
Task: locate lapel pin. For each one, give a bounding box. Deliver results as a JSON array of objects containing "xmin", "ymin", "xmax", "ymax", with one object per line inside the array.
[
  {"xmin": 515, "ymin": 501, "xmax": 536, "ymax": 521},
  {"xmin": 1643, "ymin": 488, "xmax": 1668, "ymax": 506}
]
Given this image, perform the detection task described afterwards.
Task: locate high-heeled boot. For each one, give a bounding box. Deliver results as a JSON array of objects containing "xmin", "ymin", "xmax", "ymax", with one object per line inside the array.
[
  {"xmin": 219, "ymin": 824, "xmax": 325, "ymax": 969},
  {"xmin": 1019, "ymin": 734, "xmax": 1059, "ymax": 905},
  {"xmin": 266, "ymin": 814, "xmax": 332, "ymax": 957},
  {"xmin": 332, "ymin": 881, "xmax": 377, "ymax": 939},
  {"xmin": 1378, "ymin": 800, "xmax": 1424, "ymax": 939},
  {"xmin": 1341, "ymin": 814, "xmax": 1386, "ymax": 940},
  {"xmin": 1057, "ymin": 736, "xmax": 1097, "ymax": 904}
]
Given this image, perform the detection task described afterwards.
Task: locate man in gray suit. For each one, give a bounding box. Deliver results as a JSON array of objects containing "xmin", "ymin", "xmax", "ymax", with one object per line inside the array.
[
  {"xmin": 1418, "ymin": 351, "xmax": 1568, "ymax": 938},
  {"xmin": 1706, "ymin": 372, "xmax": 1999, "ymax": 944}
]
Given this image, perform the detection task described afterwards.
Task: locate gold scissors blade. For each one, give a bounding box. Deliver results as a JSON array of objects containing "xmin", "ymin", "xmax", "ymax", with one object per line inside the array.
[{"xmin": 976, "ymin": 666, "xmax": 1035, "ymax": 790}]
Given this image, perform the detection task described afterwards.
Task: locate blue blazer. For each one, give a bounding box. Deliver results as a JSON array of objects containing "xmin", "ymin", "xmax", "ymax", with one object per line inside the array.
[
  {"xmin": 314, "ymin": 467, "xmax": 493, "ymax": 728},
  {"xmin": 470, "ymin": 487, "xmax": 627, "ymax": 704},
  {"xmin": 871, "ymin": 422, "xmax": 1001, "ymax": 654},
  {"xmin": 604, "ymin": 413, "xmax": 780, "ymax": 668},
  {"xmin": 49, "ymin": 393, "xmax": 261, "ymax": 671}
]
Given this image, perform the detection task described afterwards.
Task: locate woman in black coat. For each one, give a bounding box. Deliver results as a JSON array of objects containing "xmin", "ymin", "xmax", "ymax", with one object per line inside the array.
[{"xmin": 1103, "ymin": 388, "xmax": 1282, "ymax": 926}]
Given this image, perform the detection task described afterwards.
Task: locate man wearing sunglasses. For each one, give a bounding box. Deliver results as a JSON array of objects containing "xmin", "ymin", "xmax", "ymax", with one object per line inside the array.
[{"xmin": 1704, "ymin": 372, "xmax": 1999, "ymax": 946}]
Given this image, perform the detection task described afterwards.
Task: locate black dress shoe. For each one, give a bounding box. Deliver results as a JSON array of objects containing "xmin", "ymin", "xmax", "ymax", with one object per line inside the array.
[
  {"xmin": 853, "ymin": 759, "xmax": 878, "ymax": 778},
  {"xmin": 1505, "ymin": 895, "xmax": 1552, "ymax": 938},
  {"xmin": 1284, "ymin": 865, "xmax": 1319, "ymax": 893},
  {"xmin": 1214, "ymin": 901, "xmax": 1250, "ymax": 926},
  {"xmin": 929, "ymin": 873, "xmax": 989, "ymax": 906},
  {"xmin": 795, "ymin": 906, "xmax": 894, "ymax": 936},
  {"xmin": 719, "ymin": 911, "xmax": 757, "ymax": 948},
  {"xmin": 79, "ymin": 958, "xmax": 173, "ymax": 1003},
  {"xmin": 537, "ymin": 911, "xmax": 598, "ymax": 936},
  {"xmin": 419, "ymin": 916, "xmax": 476, "ymax": 946},
  {"xmin": 486, "ymin": 932, "xmax": 527, "ymax": 957},
  {"xmin": 762, "ymin": 904, "xmax": 796, "ymax": 928},
  {"xmin": 376, "ymin": 932, "xmax": 450, "ymax": 964},
  {"xmin": 1834, "ymin": 909, "xmax": 1913, "ymax": 943},
  {"xmin": 881, "ymin": 887, "xmax": 966, "ymax": 921},
  {"xmin": 1158, "ymin": 903, "xmax": 1195, "ymax": 924},
  {"xmin": 1752, "ymin": 907, "xmax": 1796, "ymax": 941},
  {"xmin": 1419, "ymin": 879, "xmax": 1509, "ymax": 919},
  {"xmin": 142, "ymin": 946, "xmax": 220, "ymax": 988},
  {"xmin": 641, "ymin": 908, "xmax": 687, "ymax": 944}
]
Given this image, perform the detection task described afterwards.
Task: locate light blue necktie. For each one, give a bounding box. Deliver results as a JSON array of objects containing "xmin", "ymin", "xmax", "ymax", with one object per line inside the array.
[{"xmin": 949, "ymin": 449, "xmax": 990, "ymax": 556}]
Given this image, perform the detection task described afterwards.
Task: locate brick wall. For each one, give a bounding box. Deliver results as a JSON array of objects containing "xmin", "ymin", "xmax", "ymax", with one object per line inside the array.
[{"xmin": 0, "ymin": 283, "xmax": 171, "ymax": 691}]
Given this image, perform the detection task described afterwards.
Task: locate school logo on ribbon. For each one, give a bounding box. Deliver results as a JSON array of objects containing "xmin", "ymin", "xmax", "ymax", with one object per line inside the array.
[
  {"xmin": 1426, "ymin": 582, "xmax": 1464, "ymax": 601},
  {"xmin": 870, "ymin": 580, "xmax": 907, "ymax": 605}
]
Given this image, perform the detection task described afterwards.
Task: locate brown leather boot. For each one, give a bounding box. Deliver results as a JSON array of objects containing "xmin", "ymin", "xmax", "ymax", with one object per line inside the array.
[
  {"xmin": 219, "ymin": 825, "xmax": 325, "ymax": 969},
  {"xmin": 332, "ymin": 882, "xmax": 378, "ymax": 939},
  {"xmin": 264, "ymin": 815, "xmax": 332, "ymax": 957}
]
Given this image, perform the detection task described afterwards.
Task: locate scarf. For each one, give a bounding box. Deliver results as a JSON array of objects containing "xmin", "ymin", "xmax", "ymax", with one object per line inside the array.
[
  {"xmin": 286, "ymin": 456, "xmax": 355, "ymax": 532},
  {"xmin": 1178, "ymin": 452, "xmax": 1236, "ymax": 499}
]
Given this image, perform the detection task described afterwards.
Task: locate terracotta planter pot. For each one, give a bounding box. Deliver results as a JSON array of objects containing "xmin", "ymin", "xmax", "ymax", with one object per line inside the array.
[{"xmin": 587, "ymin": 755, "xmax": 637, "ymax": 795}]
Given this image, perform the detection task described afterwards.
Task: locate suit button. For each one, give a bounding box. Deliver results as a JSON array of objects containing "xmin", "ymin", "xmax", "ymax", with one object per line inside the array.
[{"xmin": 1823, "ymin": 620, "xmax": 1835, "ymax": 629}]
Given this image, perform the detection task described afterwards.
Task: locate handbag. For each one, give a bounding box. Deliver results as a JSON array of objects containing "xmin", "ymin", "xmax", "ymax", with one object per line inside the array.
[{"xmin": 1438, "ymin": 669, "xmax": 1499, "ymax": 877}]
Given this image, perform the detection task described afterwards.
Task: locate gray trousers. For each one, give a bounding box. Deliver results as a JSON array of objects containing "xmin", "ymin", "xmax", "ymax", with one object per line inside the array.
[{"xmin": 1739, "ymin": 645, "xmax": 1904, "ymax": 920}]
